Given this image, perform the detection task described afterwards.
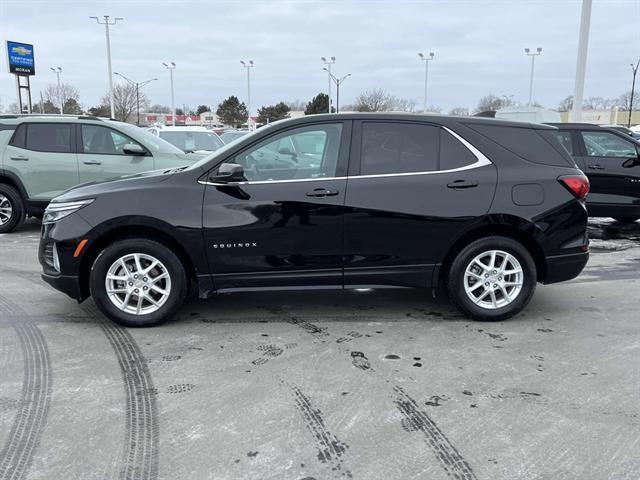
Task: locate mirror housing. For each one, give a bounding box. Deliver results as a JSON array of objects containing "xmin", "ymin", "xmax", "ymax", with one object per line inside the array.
[
  {"xmin": 123, "ymin": 143, "xmax": 146, "ymax": 155},
  {"xmin": 622, "ymin": 155, "xmax": 640, "ymax": 168},
  {"xmin": 210, "ymin": 163, "xmax": 245, "ymax": 183},
  {"xmin": 278, "ymin": 147, "xmax": 295, "ymax": 156}
]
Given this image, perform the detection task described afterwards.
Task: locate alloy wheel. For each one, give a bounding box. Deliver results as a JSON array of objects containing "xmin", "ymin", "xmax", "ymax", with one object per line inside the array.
[
  {"xmin": 463, "ymin": 250, "xmax": 523, "ymax": 310},
  {"xmin": 0, "ymin": 194, "xmax": 12, "ymax": 226},
  {"xmin": 105, "ymin": 253, "xmax": 172, "ymax": 315}
]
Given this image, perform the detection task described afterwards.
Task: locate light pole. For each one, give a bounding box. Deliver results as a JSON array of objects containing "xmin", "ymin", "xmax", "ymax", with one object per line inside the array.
[
  {"xmin": 90, "ymin": 15, "xmax": 123, "ymax": 119},
  {"xmin": 50, "ymin": 66, "xmax": 63, "ymax": 114},
  {"xmin": 323, "ymin": 69, "xmax": 351, "ymax": 113},
  {"xmin": 628, "ymin": 59, "xmax": 639, "ymax": 128},
  {"xmin": 418, "ymin": 52, "xmax": 434, "ymax": 113},
  {"xmin": 321, "ymin": 56, "xmax": 336, "ymax": 113},
  {"xmin": 240, "ymin": 60, "xmax": 254, "ymax": 129},
  {"xmin": 524, "ymin": 47, "xmax": 542, "ymax": 105},
  {"xmin": 572, "ymin": 0, "xmax": 592, "ymax": 122},
  {"xmin": 162, "ymin": 62, "xmax": 176, "ymax": 126},
  {"xmin": 113, "ymin": 72, "xmax": 157, "ymax": 125}
]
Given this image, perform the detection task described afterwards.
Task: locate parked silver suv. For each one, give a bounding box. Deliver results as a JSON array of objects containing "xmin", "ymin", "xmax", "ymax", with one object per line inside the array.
[{"xmin": 0, "ymin": 115, "xmax": 201, "ymax": 233}]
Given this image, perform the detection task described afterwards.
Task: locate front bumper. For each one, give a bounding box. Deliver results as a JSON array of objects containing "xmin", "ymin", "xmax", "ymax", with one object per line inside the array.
[
  {"xmin": 41, "ymin": 272, "xmax": 84, "ymax": 301},
  {"xmin": 543, "ymin": 251, "xmax": 589, "ymax": 284}
]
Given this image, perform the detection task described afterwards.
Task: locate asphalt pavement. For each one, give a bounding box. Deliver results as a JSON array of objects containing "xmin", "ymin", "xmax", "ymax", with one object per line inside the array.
[{"xmin": 0, "ymin": 218, "xmax": 638, "ymax": 480}]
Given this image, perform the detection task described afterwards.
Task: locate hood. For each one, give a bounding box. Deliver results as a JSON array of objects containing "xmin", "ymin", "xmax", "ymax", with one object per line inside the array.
[{"xmin": 53, "ymin": 167, "xmax": 185, "ymax": 203}]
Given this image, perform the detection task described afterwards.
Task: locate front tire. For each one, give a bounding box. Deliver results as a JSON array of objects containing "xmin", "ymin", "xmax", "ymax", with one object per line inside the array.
[
  {"xmin": 612, "ymin": 216, "xmax": 638, "ymax": 224},
  {"xmin": 0, "ymin": 184, "xmax": 25, "ymax": 234},
  {"xmin": 90, "ymin": 238, "xmax": 187, "ymax": 327},
  {"xmin": 446, "ymin": 236, "xmax": 537, "ymax": 321}
]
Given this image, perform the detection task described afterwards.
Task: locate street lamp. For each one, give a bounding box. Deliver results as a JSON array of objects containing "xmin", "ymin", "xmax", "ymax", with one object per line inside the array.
[
  {"xmin": 323, "ymin": 69, "xmax": 351, "ymax": 113},
  {"xmin": 90, "ymin": 15, "xmax": 123, "ymax": 119},
  {"xmin": 524, "ymin": 47, "xmax": 543, "ymax": 106},
  {"xmin": 418, "ymin": 52, "xmax": 434, "ymax": 113},
  {"xmin": 240, "ymin": 60, "xmax": 254, "ymax": 129},
  {"xmin": 113, "ymin": 72, "xmax": 157, "ymax": 125},
  {"xmin": 628, "ymin": 59, "xmax": 639, "ymax": 128},
  {"xmin": 321, "ymin": 56, "xmax": 336, "ymax": 113},
  {"xmin": 50, "ymin": 66, "xmax": 63, "ymax": 114},
  {"xmin": 162, "ymin": 62, "xmax": 176, "ymax": 126}
]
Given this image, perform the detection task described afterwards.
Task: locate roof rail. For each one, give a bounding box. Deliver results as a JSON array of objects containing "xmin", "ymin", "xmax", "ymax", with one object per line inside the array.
[{"xmin": 0, "ymin": 114, "xmax": 114, "ymax": 121}]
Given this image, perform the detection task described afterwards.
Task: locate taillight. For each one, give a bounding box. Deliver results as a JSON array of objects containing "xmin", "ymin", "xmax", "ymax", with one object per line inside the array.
[{"xmin": 558, "ymin": 175, "xmax": 589, "ymax": 200}]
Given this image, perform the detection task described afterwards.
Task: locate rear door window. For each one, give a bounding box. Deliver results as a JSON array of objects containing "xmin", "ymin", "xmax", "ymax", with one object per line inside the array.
[
  {"xmin": 9, "ymin": 124, "xmax": 27, "ymax": 148},
  {"xmin": 360, "ymin": 122, "xmax": 439, "ymax": 175},
  {"xmin": 580, "ymin": 131, "xmax": 638, "ymax": 157},
  {"xmin": 439, "ymin": 129, "xmax": 477, "ymax": 170},
  {"xmin": 25, "ymin": 123, "xmax": 73, "ymax": 153},
  {"xmin": 555, "ymin": 130, "xmax": 575, "ymax": 155}
]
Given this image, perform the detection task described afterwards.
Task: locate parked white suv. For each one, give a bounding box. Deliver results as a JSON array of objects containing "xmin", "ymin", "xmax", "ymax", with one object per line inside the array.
[{"xmin": 147, "ymin": 125, "xmax": 224, "ymax": 153}]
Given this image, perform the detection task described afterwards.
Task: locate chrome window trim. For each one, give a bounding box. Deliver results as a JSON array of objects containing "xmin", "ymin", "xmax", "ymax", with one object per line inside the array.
[{"xmin": 198, "ymin": 126, "xmax": 492, "ymax": 186}]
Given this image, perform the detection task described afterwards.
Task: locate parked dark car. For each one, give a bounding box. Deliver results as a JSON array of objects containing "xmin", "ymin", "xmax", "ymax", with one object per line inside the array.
[
  {"xmin": 549, "ymin": 123, "xmax": 640, "ymax": 223},
  {"xmin": 39, "ymin": 113, "xmax": 589, "ymax": 327}
]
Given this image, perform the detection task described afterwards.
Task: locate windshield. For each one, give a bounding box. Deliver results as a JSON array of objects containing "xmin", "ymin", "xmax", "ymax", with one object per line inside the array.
[
  {"xmin": 114, "ymin": 122, "xmax": 185, "ymax": 154},
  {"xmin": 221, "ymin": 131, "xmax": 249, "ymax": 143},
  {"xmin": 186, "ymin": 126, "xmax": 272, "ymax": 171},
  {"xmin": 159, "ymin": 131, "xmax": 224, "ymax": 152}
]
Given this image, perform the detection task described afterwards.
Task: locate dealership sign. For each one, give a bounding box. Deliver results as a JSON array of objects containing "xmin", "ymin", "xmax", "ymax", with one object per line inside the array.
[{"xmin": 6, "ymin": 40, "xmax": 35, "ymax": 75}]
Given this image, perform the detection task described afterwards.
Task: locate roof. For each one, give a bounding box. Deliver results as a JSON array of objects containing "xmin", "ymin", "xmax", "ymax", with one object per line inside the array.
[
  {"xmin": 267, "ymin": 112, "xmax": 558, "ymax": 130},
  {"xmin": 151, "ymin": 125, "xmax": 211, "ymax": 132},
  {"xmin": 0, "ymin": 114, "xmax": 114, "ymax": 125},
  {"xmin": 546, "ymin": 122, "xmax": 599, "ymax": 128}
]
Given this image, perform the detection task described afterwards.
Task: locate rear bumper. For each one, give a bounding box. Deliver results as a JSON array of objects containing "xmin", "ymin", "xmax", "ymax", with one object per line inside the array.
[
  {"xmin": 543, "ymin": 251, "xmax": 589, "ymax": 284},
  {"xmin": 41, "ymin": 273, "xmax": 84, "ymax": 301}
]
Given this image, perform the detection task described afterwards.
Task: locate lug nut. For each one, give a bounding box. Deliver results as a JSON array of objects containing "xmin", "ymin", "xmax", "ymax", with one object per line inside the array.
[
  {"xmin": 485, "ymin": 274, "xmax": 489, "ymax": 278},
  {"xmin": 485, "ymin": 282, "xmax": 489, "ymax": 286},
  {"xmin": 143, "ymin": 277, "xmax": 148, "ymax": 282},
  {"xmin": 498, "ymin": 276, "xmax": 502, "ymax": 281},
  {"xmin": 493, "ymin": 284, "xmax": 498, "ymax": 288},
  {"xmin": 128, "ymin": 282, "xmax": 133, "ymax": 286},
  {"xmin": 492, "ymin": 270, "xmax": 497, "ymax": 274},
  {"xmin": 143, "ymin": 286, "xmax": 148, "ymax": 291},
  {"xmin": 134, "ymin": 288, "xmax": 139, "ymax": 293},
  {"xmin": 134, "ymin": 274, "xmax": 138, "ymax": 279}
]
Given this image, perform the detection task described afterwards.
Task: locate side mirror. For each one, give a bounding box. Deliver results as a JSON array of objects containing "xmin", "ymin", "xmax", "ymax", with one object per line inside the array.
[
  {"xmin": 123, "ymin": 143, "xmax": 146, "ymax": 155},
  {"xmin": 278, "ymin": 147, "xmax": 295, "ymax": 156},
  {"xmin": 622, "ymin": 156, "xmax": 640, "ymax": 168},
  {"xmin": 210, "ymin": 163, "xmax": 245, "ymax": 183}
]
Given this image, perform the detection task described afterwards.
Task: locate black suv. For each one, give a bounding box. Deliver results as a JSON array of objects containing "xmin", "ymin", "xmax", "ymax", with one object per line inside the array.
[
  {"xmin": 550, "ymin": 123, "xmax": 640, "ymax": 223},
  {"xmin": 39, "ymin": 114, "xmax": 589, "ymax": 326}
]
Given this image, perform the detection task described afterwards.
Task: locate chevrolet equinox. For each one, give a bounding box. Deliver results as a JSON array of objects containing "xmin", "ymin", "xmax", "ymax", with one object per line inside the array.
[{"xmin": 39, "ymin": 113, "xmax": 590, "ymax": 326}]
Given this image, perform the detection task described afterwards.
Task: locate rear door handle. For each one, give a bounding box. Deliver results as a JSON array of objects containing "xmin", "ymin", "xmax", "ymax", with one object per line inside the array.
[
  {"xmin": 447, "ymin": 180, "xmax": 478, "ymax": 189},
  {"xmin": 10, "ymin": 156, "xmax": 28, "ymax": 161},
  {"xmin": 306, "ymin": 187, "xmax": 339, "ymax": 197},
  {"xmin": 83, "ymin": 160, "xmax": 102, "ymax": 165},
  {"xmin": 588, "ymin": 164, "xmax": 604, "ymax": 170}
]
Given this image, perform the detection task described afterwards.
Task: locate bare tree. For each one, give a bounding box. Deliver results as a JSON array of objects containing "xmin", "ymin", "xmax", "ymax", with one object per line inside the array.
[
  {"xmin": 44, "ymin": 82, "xmax": 80, "ymax": 114},
  {"xmin": 392, "ymin": 97, "xmax": 418, "ymax": 112},
  {"xmin": 448, "ymin": 107, "xmax": 469, "ymax": 116},
  {"xmin": 353, "ymin": 89, "xmax": 417, "ymax": 112},
  {"xmin": 618, "ymin": 91, "xmax": 639, "ymax": 111},
  {"xmin": 557, "ymin": 95, "xmax": 573, "ymax": 112},
  {"xmin": 476, "ymin": 94, "xmax": 513, "ymax": 113},
  {"xmin": 583, "ymin": 96, "xmax": 617, "ymax": 110},
  {"xmin": 102, "ymin": 83, "xmax": 148, "ymax": 123},
  {"xmin": 286, "ymin": 99, "xmax": 306, "ymax": 111}
]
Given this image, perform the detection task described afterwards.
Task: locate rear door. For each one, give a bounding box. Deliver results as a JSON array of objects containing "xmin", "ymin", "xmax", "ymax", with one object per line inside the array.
[
  {"xmin": 77, "ymin": 124, "xmax": 154, "ymax": 183},
  {"xmin": 3, "ymin": 122, "xmax": 79, "ymax": 200},
  {"xmin": 343, "ymin": 120, "xmax": 497, "ymax": 288},
  {"xmin": 576, "ymin": 129, "xmax": 640, "ymax": 208}
]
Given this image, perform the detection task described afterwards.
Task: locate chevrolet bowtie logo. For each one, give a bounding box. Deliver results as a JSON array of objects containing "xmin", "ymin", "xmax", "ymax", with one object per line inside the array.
[{"xmin": 213, "ymin": 242, "xmax": 258, "ymax": 249}]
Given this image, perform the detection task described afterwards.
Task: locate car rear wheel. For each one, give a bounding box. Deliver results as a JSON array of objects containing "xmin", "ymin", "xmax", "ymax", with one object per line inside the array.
[
  {"xmin": 446, "ymin": 236, "xmax": 537, "ymax": 321},
  {"xmin": 612, "ymin": 217, "xmax": 638, "ymax": 224},
  {"xmin": 0, "ymin": 184, "xmax": 25, "ymax": 234},
  {"xmin": 90, "ymin": 238, "xmax": 188, "ymax": 327}
]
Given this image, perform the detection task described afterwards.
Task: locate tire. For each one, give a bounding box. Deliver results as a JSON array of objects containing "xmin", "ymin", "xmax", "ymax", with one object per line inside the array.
[
  {"xmin": 90, "ymin": 238, "xmax": 188, "ymax": 327},
  {"xmin": 0, "ymin": 184, "xmax": 25, "ymax": 234},
  {"xmin": 612, "ymin": 217, "xmax": 638, "ymax": 224},
  {"xmin": 446, "ymin": 236, "xmax": 537, "ymax": 322}
]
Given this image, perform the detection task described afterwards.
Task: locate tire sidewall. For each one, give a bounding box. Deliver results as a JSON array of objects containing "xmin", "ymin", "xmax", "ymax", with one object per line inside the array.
[
  {"xmin": 0, "ymin": 184, "xmax": 25, "ymax": 234},
  {"xmin": 90, "ymin": 238, "xmax": 187, "ymax": 327},
  {"xmin": 447, "ymin": 236, "xmax": 537, "ymax": 321}
]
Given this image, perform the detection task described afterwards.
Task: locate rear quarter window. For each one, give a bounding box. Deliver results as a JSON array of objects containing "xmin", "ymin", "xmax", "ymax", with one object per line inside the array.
[{"xmin": 465, "ymin": 123, "xmax": 575, "ymax": 167}]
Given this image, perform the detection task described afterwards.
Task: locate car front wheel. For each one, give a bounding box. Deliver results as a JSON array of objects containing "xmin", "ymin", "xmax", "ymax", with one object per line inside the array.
[
  {"xmin": 90, "ymin": 238, "xmax": 188, "ymax": 327},
  {"xmin": 0, "ymin": 184, "xmax": 25, "ymax": 234},
  {"xmin": 447, "ymin": 236, "xmax": 537, "ymax": 321}
]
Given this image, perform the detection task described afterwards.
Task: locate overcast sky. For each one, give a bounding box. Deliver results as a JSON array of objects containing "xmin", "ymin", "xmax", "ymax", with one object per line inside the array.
[{"xmin": 0, "ymin": 0, "xmax": 639, "ymax": 114}]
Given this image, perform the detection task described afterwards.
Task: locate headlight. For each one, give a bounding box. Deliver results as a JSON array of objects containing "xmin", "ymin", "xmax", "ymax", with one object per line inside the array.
[{"xmin": 43, "ymin": 199, "xmax": 94, "ymax": 224}]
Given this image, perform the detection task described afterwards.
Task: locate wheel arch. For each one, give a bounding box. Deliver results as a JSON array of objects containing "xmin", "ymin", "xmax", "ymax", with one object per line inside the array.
[
  {"xmin": 438, "ymin": 218, "xmax": 546, "ymax": 284},
  {"xmin": 78, "ymin": 222, "xmax": 198, "ymax": 299},
  {"xmin": 0, "ymin": 171, "xmax": 28, "ymax": 200}
]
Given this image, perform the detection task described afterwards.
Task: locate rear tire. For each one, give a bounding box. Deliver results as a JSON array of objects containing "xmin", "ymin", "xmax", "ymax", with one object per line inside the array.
[
  {"xmin": 0, "ymin": 184, "xmax": 25, "ymax": 234},
  {"xmin": 612, "ymin": 216, "xmax": 638, "ymax": 224},
  {"xmin": 90, "ymin": 238, "xmax": 188, "ymax": 327},
  {"xmin": 446, "ymin": 236, "xmax": 537, "ymax": 321}
]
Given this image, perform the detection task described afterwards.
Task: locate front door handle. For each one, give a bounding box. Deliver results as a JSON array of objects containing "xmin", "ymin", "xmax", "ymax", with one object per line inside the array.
[
  {"xmin": 588, "ymin": 164, "xmax": 604, "ymax": 170},
  {"xmin": 306, "ymin": 187, "xmax": 339, "ymax": 198},
  {"xmin": 447, "ymin": 180, "xmax": 478, "ymax": 189},
  {"xmin": 10, "ymin": 156, "xmax": 29, "ymax": 161},
  {"xmin": 83, "ymin": 160, "xmax": 102, "ymax": 165}
]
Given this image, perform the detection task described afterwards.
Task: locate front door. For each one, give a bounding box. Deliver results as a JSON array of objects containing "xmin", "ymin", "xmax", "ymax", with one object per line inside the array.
[
  {"xmin": 202, "ymin": 121, "xmax": 350, "ymax": 290},
  {"xmin": 77, "ymin": 124, "xmax": 154, "ymax": 183},
  {"xmin": 577, "ymin": 129, "xmax": 640, "ymax": 210},
  {"xmin": 343, "ymin": 120, "xmax": 497, "ymax": 288}
]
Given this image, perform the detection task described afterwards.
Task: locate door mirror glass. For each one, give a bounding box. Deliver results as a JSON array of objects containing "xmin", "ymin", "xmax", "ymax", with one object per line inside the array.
[
  {"xmin": 123, "ymin": 143, "xmax": 146, "ymax": 155},
  {"xmin": 211, "ymin": 163, "xmax": 245, "ymax": 183}
]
